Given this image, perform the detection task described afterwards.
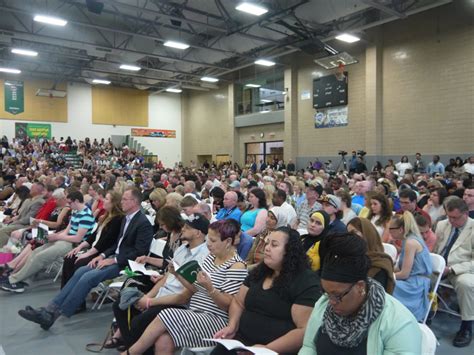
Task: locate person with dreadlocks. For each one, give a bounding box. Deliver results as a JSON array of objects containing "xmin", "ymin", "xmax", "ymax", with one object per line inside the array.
[{"xmin": 300, "ymin": 232, "xmax": 421, "ymax": 355}]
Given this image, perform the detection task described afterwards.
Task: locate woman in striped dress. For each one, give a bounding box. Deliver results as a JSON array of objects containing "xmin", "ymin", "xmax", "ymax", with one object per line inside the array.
[{"xmin": 122, "ymin": 219, "xmax": 247, "ymax": 355}]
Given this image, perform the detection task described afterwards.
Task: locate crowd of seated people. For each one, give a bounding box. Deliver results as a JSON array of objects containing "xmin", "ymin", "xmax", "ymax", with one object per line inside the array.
[{"xmin": 0, "ymin": 134, "xmax": 473, "ymax": 352}]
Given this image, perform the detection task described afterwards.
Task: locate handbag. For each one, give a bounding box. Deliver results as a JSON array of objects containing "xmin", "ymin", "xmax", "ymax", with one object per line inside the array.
[{"xmin": 85, "ymin": 320, "xmax": 118, "ymax": 353}]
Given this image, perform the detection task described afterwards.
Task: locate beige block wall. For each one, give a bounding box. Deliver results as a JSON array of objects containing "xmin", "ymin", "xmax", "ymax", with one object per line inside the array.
[
  {"xmin": 381, "ymin": 6, "xmax": 474, "ymax": 155},
  {"xmin": 181, "ymin": 86, "xmax": 232, "ymax": 164}
]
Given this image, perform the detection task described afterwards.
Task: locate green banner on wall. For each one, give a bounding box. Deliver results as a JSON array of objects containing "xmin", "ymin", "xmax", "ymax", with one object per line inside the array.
[
  {"xmin": 15, "ymin": 122, "xmax": 52, "ymax": 139},
  {"xmin": 4, "ymin": 80, "xmax": 24, "ymax": 115}
]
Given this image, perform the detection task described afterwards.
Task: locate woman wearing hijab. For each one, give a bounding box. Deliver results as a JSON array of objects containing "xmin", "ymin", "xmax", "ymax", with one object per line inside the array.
[
  {"xmin": 246, "ymin": 207, "xmax": 285, "ymax": 269},
  {"xmin": 301, "ymin": 211, "xmax": 330, "ymax": 271},
  {"xmin": 300, "ymin": 233, "xmax": 421, "ymax": 355},
  {"xmin": 346, "ymin": 217, "xmax": 395, "ymax": 294}
]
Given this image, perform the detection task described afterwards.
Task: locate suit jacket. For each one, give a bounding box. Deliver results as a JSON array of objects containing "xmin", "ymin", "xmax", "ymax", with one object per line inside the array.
[
  {"xmin": 103, "ymin": 210, "xmax": 153, "ymax": 268},
  {"xmin": 12, "ymin": 197, "xmax": 45, "ymax": 226},
  {"xmin": 434, "ymin": 217, "xmax": 474, "ymax": 276}
]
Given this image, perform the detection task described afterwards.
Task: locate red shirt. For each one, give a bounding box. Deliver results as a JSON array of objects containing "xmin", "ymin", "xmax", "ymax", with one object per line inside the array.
[{"xmin": 35, "ymin": 197, "xmax": 57, "ymax": 221}]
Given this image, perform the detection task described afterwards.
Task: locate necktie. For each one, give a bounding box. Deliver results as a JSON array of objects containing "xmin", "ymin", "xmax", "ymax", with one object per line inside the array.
[{"xmin": 442, "ymin": 228, "xmax": 460, "ymax": 261}]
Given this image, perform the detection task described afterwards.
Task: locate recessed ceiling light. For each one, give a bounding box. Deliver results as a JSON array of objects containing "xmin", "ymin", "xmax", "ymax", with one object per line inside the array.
[
  {"xmin": 236, "ymin": 2, "xmax": 268, "ymax": 16},
  {"xmin": 92, "ymin": 79, "xmax": 111, "ymax": 85},
  {"xmin": 335, "ymin": 33, "xmax": 360, "ymax": 43},
  {"xmin": 163, "ymin": 41, "xmax": 190, "ymax": 50},
  {"xmin": 166, "ymin": 88, "xmax": 182, "ymax": 93},
  {"xmin": 33, "ymin": 14, "xmax": 67, "ymax": 26},
  {"xmin": 245, "ymin": 83, "xmax": 261, "ymax": 88},
  {"xmin": 0, "ymin": 67, "xmax": 21, "ymax": 74},
  {"xmin": 255, "ymin": 59, "xmax": 275, "ymax": 66},
  {"xmin": 11, "ymin": 48, "xmax": 38, "ymax": 57},
  {"xmin": 201, "ymin": 76, "xmax": 219, "ymax": 83},
  {"xmin": 120, "ymin": 64, "xmax": 141, "ymax": 71}
]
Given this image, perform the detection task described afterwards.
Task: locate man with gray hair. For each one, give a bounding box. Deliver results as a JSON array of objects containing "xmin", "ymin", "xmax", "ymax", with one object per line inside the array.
[
  {"xmin": 215, "ymin": 191, "xmax": 242, "ymax": 223},
  {"xmin": 434, "ymin": 197, "xmax": 473, "ymax": 347}
]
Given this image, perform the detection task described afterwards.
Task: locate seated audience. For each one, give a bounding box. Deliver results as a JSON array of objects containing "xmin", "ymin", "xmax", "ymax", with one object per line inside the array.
[
  {"xmin": 390, "ymin": 212, "xmax": 432, "ymax": 322},
  {"xmin": 17, "ymin": 188, "xmax": 153, "ymax": 327},
  {"xmin": 423, "ymin": 187, "xmax": 448, "ymax": 224},
  {"xmin": 240, "ymin": 188, "xmax": 268, "ymax": 236},
  {"xmin": 1, "ymin": 190, "xmax": 94, "ymax": 293},
  {"xmin": 346, "ymin": 217, "xmax": 395, "ymax": 293},
  {"xmin": 434, "ymin": 197, "xmax": 473, "ymax": 347},
  {"xmin": 61, "ymin": 191, "xmax": 124, "ymax": 287},
  {"xmin": 215, "ymin": 191, "xmax": 242, "ymax": 222},
  {"xmin": 300, "ymin": 233, "xmax": 421, "ymax": 354},
  {"xmin": 414, "ymin": 212, "xmax": 437, "ymax": 252},
  {"xmin": 122, "ymin": 219, "xmax": 247, "ymax": 354},
  {"xmin": 318, "ymin": 194, "xmax": 347, "ymax": 235},
  {"xmin": 367, "ymin": 192, "xmax": 392, "ymax": 242},
  {"xmin": 335, "ymin": 189, "xmax": 357, "ymax": 225},
  {"xmin": 110, "ymin": 214, "xmax": 209, "ymax": 352},
  {"xmin": 212, "ymin": 227, "xmax": 322, "ymax": 354},
  {"xmin": 301, "ymin": 211, "xmax": 330, "ymax": 271}
]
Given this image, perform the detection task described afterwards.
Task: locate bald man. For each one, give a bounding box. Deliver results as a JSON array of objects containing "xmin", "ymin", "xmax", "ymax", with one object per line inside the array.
[{"xmin": 215, "ymin": 191, "xmax": 242, "ymax": 222}]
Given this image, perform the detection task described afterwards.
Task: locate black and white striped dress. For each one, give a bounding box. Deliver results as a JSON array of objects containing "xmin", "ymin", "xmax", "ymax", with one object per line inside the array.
[{"xmin": 159, "ymin": 253, "xmax": 247, "ymax": 348}]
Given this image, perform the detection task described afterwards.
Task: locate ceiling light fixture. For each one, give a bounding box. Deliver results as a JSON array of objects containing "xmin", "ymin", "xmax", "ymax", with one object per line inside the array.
[
  {"xmin": 255, "ymin": 59, "xmax": 275, "ymax": 66},
  {"xmin": 201, "ymin": 76, "xmax": 219, "ymax": 83},
  {"xmin": 163, "ymin": 41, "xmax": 190, "ymax": 50},
  {"xmin": 11, "ymin": 48, "xmax": 38, "ymax": 57},
  {"xmin": 166, "ymin": 88, "xmax": 182, "ymax": 93},
  {"xmin": 92, "ymin": 79, "xmax": 111, "ymax": 85},
  {"xmin": 335, "ymin": 33, "xmax": 360, "ymax": 43},
  {"xmin": 236, "ymin": 2, "xmax": 268, "ymax": 16},
  {"xmin": 0, "ymin": 67, "xmax": 21, "ymax": 74},
  {"xmin": 245, "ymin": 83, "xmax": 261, "ymax": 88},
  {"xmin": 120, "ymin": 64, "xmax": 141, "ymax": 71},
  {"xmin": 33, "ymin": 14, "xmax": 68, "ymax": 26}
]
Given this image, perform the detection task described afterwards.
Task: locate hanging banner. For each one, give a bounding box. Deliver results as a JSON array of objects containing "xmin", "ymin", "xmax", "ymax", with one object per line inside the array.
[
  {"xmin": 15, "ymin": 122, "xmax": 52, "ymax": 139},
  {"xmin": 4, "ymin": 80, "xmax": 24, "ymax": 115},
  {"xmin": 314, "ymin": 106, "xmax": 348, "ymax": 129},
  {"xmin": 131, "ymin": 128, "xmax": 176, "ymax": 138}
]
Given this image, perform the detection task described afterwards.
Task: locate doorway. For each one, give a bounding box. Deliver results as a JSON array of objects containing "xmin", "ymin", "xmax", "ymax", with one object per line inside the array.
[{"xmin": 245, "ymin": 141, "xmax": 283, "ymax": 167}]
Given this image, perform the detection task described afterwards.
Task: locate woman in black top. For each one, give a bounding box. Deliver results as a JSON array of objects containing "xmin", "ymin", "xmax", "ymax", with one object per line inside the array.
[
  {"xmin": 61, "ymin": 191, "xmax": 124, "ymax": 287},
  {"xmin": 212, "ymin": 227, "xmax": 322, "ymax": 355}
]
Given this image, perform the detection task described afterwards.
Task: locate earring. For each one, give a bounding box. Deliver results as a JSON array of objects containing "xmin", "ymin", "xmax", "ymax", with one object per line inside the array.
[{"xmin": 360, "ymin": 289, "xmax": 366, "ymax": 297}]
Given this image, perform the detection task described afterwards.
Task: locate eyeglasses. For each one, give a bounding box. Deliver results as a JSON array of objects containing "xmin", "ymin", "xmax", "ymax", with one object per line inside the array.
[
  {"xmin": 389, "ymin": 226, "xmax": 401, "ymax": 230},
  {"xmin": 324, "ymin": 283, "xmax": 356, "ymax": 304}
]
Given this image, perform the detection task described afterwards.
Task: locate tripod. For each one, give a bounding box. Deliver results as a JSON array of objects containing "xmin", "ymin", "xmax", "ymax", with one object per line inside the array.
[{"xmin": 336, "ymin": 155, "xmax": 348, "ymax": 172}]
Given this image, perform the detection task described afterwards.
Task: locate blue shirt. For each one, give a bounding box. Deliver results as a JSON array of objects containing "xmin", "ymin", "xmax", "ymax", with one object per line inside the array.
[
  {"xmin": 215, "ymin": 206, "xmax": 242, "ymax": 223},
  {"xmin": 236, "ymin": 232, "xmax": 253, "ymax": 260},
  {"xmin": 427, "ymin": 162, "xmax": 445, "ymax": 175}
]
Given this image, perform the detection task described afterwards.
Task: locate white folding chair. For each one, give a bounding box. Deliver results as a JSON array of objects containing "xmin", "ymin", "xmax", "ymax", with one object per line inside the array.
[
  {"xmin": 382, "ymin": 243, "xmax": 397, "ymax": 264},
  {"xmin": 422, "ymin": 253, "xmax": 445, "ymax": 324},
  {"xmin": 418, "ymin": 323, "xmax": 438, "ymax": 355}
]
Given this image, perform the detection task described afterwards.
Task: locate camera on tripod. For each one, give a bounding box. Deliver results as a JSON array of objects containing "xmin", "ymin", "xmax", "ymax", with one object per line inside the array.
[
  {"xmin": 357, "ymin": 150, "xmax": 367, "ymax": 157},
  {"xmin": 338, "ymin": 150, "xmax": 347, "ymax": 156}
]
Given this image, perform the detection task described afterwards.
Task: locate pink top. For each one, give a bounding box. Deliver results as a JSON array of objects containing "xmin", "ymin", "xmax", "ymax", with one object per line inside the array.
[{"xmin": 423, "ymin": 229, "xmax": 437, "ymax": 252}]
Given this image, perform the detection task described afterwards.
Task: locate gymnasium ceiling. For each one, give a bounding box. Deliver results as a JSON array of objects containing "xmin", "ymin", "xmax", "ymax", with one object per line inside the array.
[{"xmin": 0, "ymin": 0, "xmax": 455, "ymax": 93}]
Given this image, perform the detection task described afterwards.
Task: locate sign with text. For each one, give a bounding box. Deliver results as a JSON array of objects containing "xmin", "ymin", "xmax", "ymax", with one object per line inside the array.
[
  {"xmin": 15, "ymin": 122, "xmax": 52, "ymax": 139},
  {"xmin": 314, "ymin": 106, "xmax": 348, "ymax": 129},
  {"xmin": 131, "ymin": 128, "xmax": 176, "ymax": 138},
  {"xmin": 4, "ymin": 80, "xmax": 24, "ymax": 115}
]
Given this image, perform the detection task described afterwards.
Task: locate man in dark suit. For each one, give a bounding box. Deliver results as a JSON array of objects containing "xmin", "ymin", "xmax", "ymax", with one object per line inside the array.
[{"xmin": 19, "ymin": 187, "xmax": 154, "ymax": 330}]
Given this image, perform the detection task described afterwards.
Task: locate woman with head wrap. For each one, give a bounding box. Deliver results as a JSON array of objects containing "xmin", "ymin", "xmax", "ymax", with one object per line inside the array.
[
  {"xmin": 299, "ymin": 233, "xmax": 421, "ymax": 355},
  {"xmin": 346, "ymin": 217, "xmax": 395, "ymax": 294},
  {"xmin": 300, "ymin": 211, "xmax": 330, "ymax": 271},
  {"xmin": 246, "ymin": 207, "xmax": 284, "ymax": 269}
]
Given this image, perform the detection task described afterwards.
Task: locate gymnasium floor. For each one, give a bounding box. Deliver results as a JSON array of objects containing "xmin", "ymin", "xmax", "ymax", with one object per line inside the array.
[{"xmin": 0, "ymin": 277, "xmax": 472, "ymax": 354}]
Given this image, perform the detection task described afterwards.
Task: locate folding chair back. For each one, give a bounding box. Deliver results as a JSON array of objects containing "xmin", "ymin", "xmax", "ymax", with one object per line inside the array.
[
  {"xmin": 383, "ymin": 243, "xmax": 397, "ymax": 264},
  {"xmin": 422, "ymin": 253, "xmax": 445, "ymax": 324}
]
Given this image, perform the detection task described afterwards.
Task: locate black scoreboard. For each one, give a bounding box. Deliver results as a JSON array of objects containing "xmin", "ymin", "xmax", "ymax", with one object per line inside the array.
[{"xmin": 313, "ymin": 73, "xmax": 348, "ymax": 109}]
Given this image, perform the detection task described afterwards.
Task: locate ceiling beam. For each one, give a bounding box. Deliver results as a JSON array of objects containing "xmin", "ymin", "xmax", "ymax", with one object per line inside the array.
[{"xmin": 360, "ymin": 0, "xmax": 407, "ymax": 18}]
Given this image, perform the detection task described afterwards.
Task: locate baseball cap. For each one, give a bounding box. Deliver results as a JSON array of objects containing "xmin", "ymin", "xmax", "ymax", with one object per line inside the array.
[
  {"xmin": 319, "ymin": 194, "xmax": 341, "ymax": 210},
  {"xmin": 229, "ymin": 181, "xmax": 240, "ymax": 188},
  {"xmin": 185, "ymin": 213, "xmax": 209, "ymax": 235}
]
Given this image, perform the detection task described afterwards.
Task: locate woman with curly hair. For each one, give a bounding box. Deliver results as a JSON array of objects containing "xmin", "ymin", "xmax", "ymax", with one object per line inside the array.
[{"xmin": 211, "ymin": 227, "xmax": 322, "ymax": 355}]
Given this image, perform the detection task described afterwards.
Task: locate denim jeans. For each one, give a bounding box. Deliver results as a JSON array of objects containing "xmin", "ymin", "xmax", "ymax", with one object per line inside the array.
[{"xmin": 51, "ymin": 264, "xmax": 120, "ymax": 317}]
